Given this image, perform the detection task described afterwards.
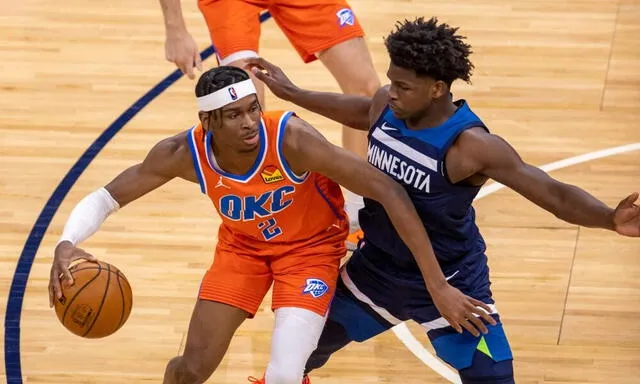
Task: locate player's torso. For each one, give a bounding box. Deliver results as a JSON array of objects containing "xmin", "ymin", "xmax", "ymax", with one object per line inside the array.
[
  {"xmin": 361, "ymin": 101, "xmax": 487, "ymax": 265},
  {"xmin": 187, "ymin": 110, "xmax": 347, "ymax": 254}
]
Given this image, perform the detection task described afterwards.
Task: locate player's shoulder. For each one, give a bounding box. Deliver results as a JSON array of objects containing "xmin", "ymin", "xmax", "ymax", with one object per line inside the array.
[
  {"xmin": 456, "ymin": 126, "xmax": 495, "ymax": 148},
  {"xmin": 452, "ymin": 126, "xmax": 508, "ymax": 167},
  {"xmin": 153, "ymin": 130, "xmax": 191, "ymax": 157},
  {"xmin": 143, "ymin": 130, "xmax": 193, "ymax": 176},
  {"xmin": 369, "ymin": 85, "xmax": 390, "ymax": 123}
]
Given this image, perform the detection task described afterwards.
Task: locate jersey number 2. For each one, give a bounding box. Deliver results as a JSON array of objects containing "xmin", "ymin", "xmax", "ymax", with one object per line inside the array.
[{"xmin": 258, "ymin": 218, "xmax": 282, "ymax": 241}]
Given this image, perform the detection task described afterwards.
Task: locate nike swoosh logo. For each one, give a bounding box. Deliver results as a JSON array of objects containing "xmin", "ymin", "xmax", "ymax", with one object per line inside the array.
[
  {"xmin": 445, "ymin": 270, "xmax": 459, "ymax": 281},
  {"xmin": 380, "ymin": 122, "xmax": 397, "ymax": 131}
]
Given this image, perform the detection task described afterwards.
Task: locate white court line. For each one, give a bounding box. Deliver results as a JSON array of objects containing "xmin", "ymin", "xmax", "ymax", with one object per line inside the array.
[{"xmin": 391, "ymin": 142, "xmax": 640, "ymax": 383}]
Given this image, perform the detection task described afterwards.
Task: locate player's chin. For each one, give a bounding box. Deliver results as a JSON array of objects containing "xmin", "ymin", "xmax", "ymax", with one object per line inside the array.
[
  {"xmin": 390, "ymin": 109, "xmax": 409, "ymax": 119},
  {"xmin": 389, "ymin": 104, "xmax": 408, "ymax": 119},
  {"xmin": 238, "ymin": 140, "xmax": 260, "ymax": 153}
]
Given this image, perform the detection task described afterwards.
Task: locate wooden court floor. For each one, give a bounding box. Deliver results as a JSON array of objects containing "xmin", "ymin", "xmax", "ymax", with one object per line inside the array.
[{"xmin": 1, "ymin": 0, "xmax": 639, "ymax": 383}]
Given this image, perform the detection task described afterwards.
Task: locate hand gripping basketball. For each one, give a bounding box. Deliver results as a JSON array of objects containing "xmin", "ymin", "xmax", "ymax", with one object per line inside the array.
[
  {"xmin": 49, "ymin": 241, "xmax": 98, "ymax": 307},
  {"xmin": 49, "ymin": 241, "xmax": 133, "ymax": 338}
]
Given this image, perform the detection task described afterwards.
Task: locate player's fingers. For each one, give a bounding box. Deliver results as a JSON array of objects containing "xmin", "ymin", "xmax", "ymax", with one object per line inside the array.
[
  {"xmin": 194, "ymin": 51, "xmax": 203, "ymax": 72},
  {"xmin": 444, "ymin": 315, "xmax": 462, "ymax": 334},
  {"xmin": 62, "ymin": 268, "xmax": 74, "ymax": 288},
  {"xmin": 469, "ymin": 299, "xmax": 497, "ymax": 325},
  {"xmin": 72, "ymin": 250, "xmax": 96, "ymax": 263},
  {"xmin": 459, "ymin": 318, "xmax": 480, "ymax": 337},
  {"xmin": 250, "ymin": 67, "xmax": 270, "ymax": 83},
  {"xmin": 467, "ymin": 313, "xmax": 489, "ymax": 335},
  {"xmin": 48, "ymin": 279, "xmax": 55, "ymax": 308},
  {"xmin": 244, "ymin": 57, "xmax": 265, "ymax": 70},
  {"xmin": 50, "ymin": 267, "xmax": 63, "ymax": 301},
  {"xmin": 618, "ymin": 192, "xmax": 639, "ymax": 208},
  {"xmin": 184, "ymin": 60, "xmax": 196, "ymax": 80},
  {"xmin": 255, "ymin": 57, "xmax": 278, "ymax": 73}
]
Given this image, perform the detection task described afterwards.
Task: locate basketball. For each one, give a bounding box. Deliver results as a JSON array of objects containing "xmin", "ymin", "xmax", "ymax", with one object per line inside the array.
[{"xmin": 54, "ymin": 260, "xmax": 133, "ymax": 338}]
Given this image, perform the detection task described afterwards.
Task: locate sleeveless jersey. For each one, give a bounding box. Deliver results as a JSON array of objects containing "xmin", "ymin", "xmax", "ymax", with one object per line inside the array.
[
  {"xmin": 187, "ymin": 110, "xmax": 348, "ymax": 256},
  {"xmin": 360, "ymin": 100, "xmax": 488, "ymax": 268}
]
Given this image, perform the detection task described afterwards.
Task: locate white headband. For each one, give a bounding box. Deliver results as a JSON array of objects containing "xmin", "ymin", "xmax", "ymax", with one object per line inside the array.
[{"xmin": 197, "ymin": 79, "xmax": 257, "ymax": 111}]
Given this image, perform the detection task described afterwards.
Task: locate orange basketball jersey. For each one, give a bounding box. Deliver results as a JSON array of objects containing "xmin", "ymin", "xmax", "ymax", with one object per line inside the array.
[{"xmin": 187, "ymin": 110, "xmax": 348, "ymax": 256}]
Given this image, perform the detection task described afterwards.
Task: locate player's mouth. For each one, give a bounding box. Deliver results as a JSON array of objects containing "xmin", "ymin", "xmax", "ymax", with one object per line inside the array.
[
  {"xmin": 389, "ymin": 103, "xmax": 402, "ymax": 114},
  {"xmin": 242, "ymin": 131, "xmax": 259, "ymax": 146}
]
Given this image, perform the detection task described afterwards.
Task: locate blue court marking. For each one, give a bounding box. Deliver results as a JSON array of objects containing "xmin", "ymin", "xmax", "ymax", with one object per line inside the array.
[{"xmin": 3, "ymin": 12, "xmax": 272, "ymax": 383}]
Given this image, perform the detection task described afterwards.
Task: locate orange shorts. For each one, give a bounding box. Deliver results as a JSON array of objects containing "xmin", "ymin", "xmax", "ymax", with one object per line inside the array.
[
  {"xmin": 198, "ymin": 0, "xmax": 365, "ymax": 63},
  {"xmin": 198, "ymin": 246, "xmax": 343, "ymax": 317}
]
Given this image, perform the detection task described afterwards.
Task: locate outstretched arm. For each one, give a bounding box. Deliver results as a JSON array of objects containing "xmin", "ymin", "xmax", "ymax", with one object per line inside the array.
[
  {"xmin": 49, "ymin": 134, "xmax": 197, "ymax": 306},
  {"xmin": 459, "ymin": 128, "xmax": 640, "ymax": 236},
  {"xmin": 246, "ymin": 57, "xmax": 374, "ymax": 130},
  {"xmin": 283, "ymin": 116, "xmax": 496, "ymax": 336}
]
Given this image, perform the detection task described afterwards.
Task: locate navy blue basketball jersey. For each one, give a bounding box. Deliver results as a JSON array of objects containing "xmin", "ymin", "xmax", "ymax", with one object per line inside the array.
[{"xmin": 360, "ymin": 100, "xmax": 488, "ymax": 268}]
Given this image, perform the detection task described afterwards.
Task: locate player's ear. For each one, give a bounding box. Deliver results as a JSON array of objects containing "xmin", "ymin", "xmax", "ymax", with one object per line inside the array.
[
  {"xmin": 198, "ymin": 111, "xmax": 209, "ymax": 131},
  {"xmin": 431, "ymin": 80, "xmax": 448, "ymax": 99}
]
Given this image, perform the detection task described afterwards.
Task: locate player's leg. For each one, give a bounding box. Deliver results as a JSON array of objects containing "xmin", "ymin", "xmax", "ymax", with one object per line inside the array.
[
  {"xmin": 197, "ymin": 0, "xmax": 268, "ymax": 107},
  {"xmin": 163, "ymin": 300, "xmax": 249, "ymax": 384},
  {"xmin": 424, "ymin": 315, "xmax": 514, "ymax": 384},
  {"xmin": 411, "ymin": 260, "xmax": 514, "ymax": 383},
  {"xmin": 164, "ymin": 248, "xmax": 273, "ymax": 384},
  {"xmin": 254, "ymin": 250, "xmax": 342, "ymax": 383},
  {"xmin": 305, "ymin": 242, "xmax": 404, "ymax": 376},
  {"xmin": 304, "ymin": 274, "xmax": 394, "ymax": 375},
  {"xmin": 256, "ymin": 245, "xmax": 394, "ymax": 382},
  {"xmin": 268, "ymin": 0, "xmax": 380, "ymax": 242}
]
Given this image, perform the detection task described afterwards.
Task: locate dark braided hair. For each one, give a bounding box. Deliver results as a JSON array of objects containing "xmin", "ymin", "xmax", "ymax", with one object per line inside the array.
[
  {"xmin": 384, "ymin": 17, "xmax": 474, "ymax": 86},
  {"xmin": 195, "ymin": 66, "xmax": 250, "ymax": 97}
]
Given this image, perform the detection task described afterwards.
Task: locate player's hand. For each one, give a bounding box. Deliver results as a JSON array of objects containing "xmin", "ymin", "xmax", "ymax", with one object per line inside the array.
[
  {"xmin": 48, "ymin": 241, "xmax": 98, "ymax": 308},
  {"xmin": 430, "ymin": 283, "xmax": 497, "ymax": 337},
  {"xmin": 613, "ymin": 192, "xmax": 640, "ymax": 237},
  {"xmin": 244, "ymin": 57, "xmax": 298, "ymax": 100},
  {"xmin": 164, "ymin": 31, "xmax": 202, "ymax": 80}
]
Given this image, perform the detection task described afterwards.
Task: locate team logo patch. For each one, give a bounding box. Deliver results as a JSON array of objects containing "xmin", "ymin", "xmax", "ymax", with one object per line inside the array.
[
  {"xmin": 303, "ymin": 278, "xmax": 329, "ymax": 298},
  {"xmin": 260, "ymin": 165, "xmax": 284, "ymax": 184},
  {"xmin": 336, "ymin": 8, "xmax": 355, "ymax": 27},
  {"xmin": 228, "ymin": 86, "xmax": 238, "ymax": 100}
]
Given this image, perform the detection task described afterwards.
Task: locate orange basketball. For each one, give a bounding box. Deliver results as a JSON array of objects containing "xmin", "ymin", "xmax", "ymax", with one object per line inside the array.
[{"xmin": 54, "ymin": 260, "xmax": 133, "ymax": 338}]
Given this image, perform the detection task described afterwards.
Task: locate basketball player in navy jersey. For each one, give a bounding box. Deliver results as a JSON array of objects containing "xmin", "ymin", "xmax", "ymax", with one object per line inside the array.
[{"xmin": 246, "ymin": 17, "xmax": 640, "ymax": 383}]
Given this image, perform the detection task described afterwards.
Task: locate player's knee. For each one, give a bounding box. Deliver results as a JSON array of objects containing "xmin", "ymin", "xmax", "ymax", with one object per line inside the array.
[
  {"xmin": 428, "ymin": 320, "xmax": 514, "ymax": 383},
  {"xmin": 459, "ymin": 353, "xmax": 514, "ymax": 384},
  {"xmin": 305, "ymin": 318, "xmax": 352, "ymax": 373}
]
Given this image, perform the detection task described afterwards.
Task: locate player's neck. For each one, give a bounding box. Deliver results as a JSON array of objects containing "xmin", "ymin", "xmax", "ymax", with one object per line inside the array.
[
  {"xmin": 211, "ymin": 144, "xmax": 260, "ymax": 175},
  {"xmin": 405, "ymin": 99, "xmax": 458, "ymax": 130}
]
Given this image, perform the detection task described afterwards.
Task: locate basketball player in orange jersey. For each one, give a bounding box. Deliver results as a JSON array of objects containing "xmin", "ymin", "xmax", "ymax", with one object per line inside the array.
[
  {"xmin": 48, "ymin": 66, "xmax": 495, "ymax": 384},
  {"xmin": 158, "ymin": 0, "xmax": 380, "ymax": 249}
]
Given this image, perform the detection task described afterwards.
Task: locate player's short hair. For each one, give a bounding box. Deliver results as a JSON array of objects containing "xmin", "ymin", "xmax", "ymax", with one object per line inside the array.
[
  {"xmin": 384, "ymin": 17, "xmax": 474, "ymax": 86},
  {"xmin": 195, "ymin": 66, "xmax": 251, "ymax": 98}
]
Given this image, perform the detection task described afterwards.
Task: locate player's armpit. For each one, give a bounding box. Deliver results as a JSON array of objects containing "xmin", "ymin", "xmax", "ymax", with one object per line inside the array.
[{"xmin": 105, "ymin": 133, "xmax": 197, "ymax": 207}]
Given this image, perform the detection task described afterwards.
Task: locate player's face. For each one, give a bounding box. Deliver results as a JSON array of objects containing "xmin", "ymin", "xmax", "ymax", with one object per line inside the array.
[
  {"xmin": 386, "ymin": 63, "xmax": 443, "ymax": 120},
  {"xmin": 205, "ymin": 94, "xmax": 262, "ymax": 153}
]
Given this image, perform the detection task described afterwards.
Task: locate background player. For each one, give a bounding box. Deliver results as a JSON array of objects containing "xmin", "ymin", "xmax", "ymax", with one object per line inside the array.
[
  {"xmin": 48, "ymin": 66, "xmax": 494, "ymax": 384},
  {"xmin": 158, "ymin": 0, "xmax": 381, "ymax": 247},
  {"xmin": 246, "ymin": 17, "xmax": 640, "ymax": 383}
]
